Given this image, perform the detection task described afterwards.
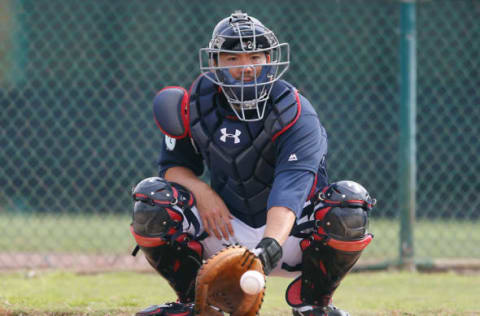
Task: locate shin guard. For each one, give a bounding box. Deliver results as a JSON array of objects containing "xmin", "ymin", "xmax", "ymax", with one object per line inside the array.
[
  {"xmin": 287, "ymin": 180, "xmax": 376, "ymax": 308},
  {"xmin": 130, "ymin": 177, "xmax": 204, "ymax": 303},
  {"xmin": 132, "ymin": 230, "xmax": 203, "ymax": 303}
]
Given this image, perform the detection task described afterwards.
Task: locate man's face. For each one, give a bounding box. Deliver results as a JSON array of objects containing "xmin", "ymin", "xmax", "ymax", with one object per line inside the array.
[{"xmin": 218, "ymin": 52, "xmax": 270, "ymax": 82}]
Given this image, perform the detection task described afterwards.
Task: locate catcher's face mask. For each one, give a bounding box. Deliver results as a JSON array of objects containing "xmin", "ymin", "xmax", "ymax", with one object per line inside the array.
[{"xmin": 199, "ymin": 11, "xmax": 290, "ymax": 121}]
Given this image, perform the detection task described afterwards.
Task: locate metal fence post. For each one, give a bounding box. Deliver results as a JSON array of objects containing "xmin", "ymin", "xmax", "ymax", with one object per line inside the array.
[{"xmin": 399, "ymin": 0, "xmax": 417, "ymax": 271}]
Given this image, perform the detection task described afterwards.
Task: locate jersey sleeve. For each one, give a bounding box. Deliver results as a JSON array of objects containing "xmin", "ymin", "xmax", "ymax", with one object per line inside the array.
[
  {"xmin": 267, "ymin": 94, "xmax": 328, "ymax": 217},
  {"xmin": 267, "ymin": 169, "xmax": 315, "ymax": 218},
  {"xmin": 158, "ymin": 135, "xmax": 204, "ymax": 177}
]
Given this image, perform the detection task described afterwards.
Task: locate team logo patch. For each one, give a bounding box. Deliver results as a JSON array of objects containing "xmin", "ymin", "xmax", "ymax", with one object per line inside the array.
[
  {"xmin": 288, "ymin": 153, "xmax": 298, "ymax": 161},
  {"xmin": 219, "ymin": 128, "xmax": 242, "ymax": 144},
  {"xmin": 165, "ymin": 135, "xmax": 176, "ymax": 151}
]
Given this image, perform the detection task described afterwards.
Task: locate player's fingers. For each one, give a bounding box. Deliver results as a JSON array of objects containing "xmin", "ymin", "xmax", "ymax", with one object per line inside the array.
[
  {"xmin": 219, "ymin": 211, "xmax": 234, "ymax": 236},
  {"xmin": 202, "ymin": 211, "xmax": 217, "ymax": 238},
  {"xmin": 226, "ymin": 220, "xmax": 234, "ymax": 236},
  {"xmin": 213, "ymin": 212, "xmax": 230, "ymax": 240},
  {"xmin": 201, "ymin": 217, "xmax": 212, "ymax": 237},
  {"xmin": 219, "ymin": 209, "xmax": 234, "ymax": 239},
  {"xmin": 208, "ymin": 215, "xmax": 222, "ymax": 240},
  {"xmin": 219, "ymin": 222, "xmax": 230, "ymax": 241}
]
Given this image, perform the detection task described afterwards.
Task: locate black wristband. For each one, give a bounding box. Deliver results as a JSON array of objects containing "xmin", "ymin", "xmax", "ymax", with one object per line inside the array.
[{"xmin": 255, "ymin": 237, "xmax": 283, "ymax": 275}]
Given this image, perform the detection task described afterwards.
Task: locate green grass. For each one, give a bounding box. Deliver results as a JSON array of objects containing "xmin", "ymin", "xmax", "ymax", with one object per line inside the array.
[
  {"xmin": 1, "ymin": 213, "xmax": 479, "ymax": 261},
  {"xmin": 0, "ymin": 270, "xmax": 479, "ymax": 315},
  {"xmin": 0, "ymin": 213, "xmax": 134, "ymax": 254}
]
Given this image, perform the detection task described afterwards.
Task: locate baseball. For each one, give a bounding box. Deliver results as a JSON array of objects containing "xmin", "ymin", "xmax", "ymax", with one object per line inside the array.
[{"xmin": 240, "ymin": 270, "xmax": 265, "ymax": 295}]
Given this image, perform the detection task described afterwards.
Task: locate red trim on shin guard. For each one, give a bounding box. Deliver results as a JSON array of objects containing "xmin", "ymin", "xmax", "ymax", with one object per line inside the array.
[
  {"xmin": 315, "ymin": 207, "xmax": 331, "ymax": 221},
  {"xmin": 187, "ymin": 241, "xmax": 203, "ymax": 258},
  {"xmin": 130, "ymin": 226, "xmax": 167, "ymax": 247},
  {"xmin": 300, "ymin": 239, "xmax": 311, "ymax": 251},
  {"xmin": 327, "ymin": 234, "xmax": 373, "ymax": 252},
  {"xmin": 173, "ymin": 260, "xmax": 181, "ymax": 272},
  {"xmin": 286, "ymin": 277, "xmax": 304, "ymax": 307},
  {"xmin": 166, "ymin": 207, "xmax": 183, "ymax": 222},
  {"xmin": 318, "ymin": 260, "xmax": 327, "ymax": 275}
]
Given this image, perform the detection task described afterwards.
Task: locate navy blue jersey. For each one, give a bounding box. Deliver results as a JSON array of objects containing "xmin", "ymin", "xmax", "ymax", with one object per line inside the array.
[{"xmin": 158, "ymin": 78, "xmax": 327, "ymax": 227}]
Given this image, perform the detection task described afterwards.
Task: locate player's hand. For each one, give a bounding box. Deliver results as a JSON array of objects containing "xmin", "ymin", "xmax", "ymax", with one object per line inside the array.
[
  {"xmin": 196, "ymin": 185, "xmax": 234, "ymax": 240},
  {"xmin": 253, "ymin": 237, "xmax": 283, "ymax": 275}
]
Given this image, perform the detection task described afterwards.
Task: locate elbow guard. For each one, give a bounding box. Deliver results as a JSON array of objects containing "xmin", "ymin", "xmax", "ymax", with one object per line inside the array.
[{"xmin": 153, "ymin": 86, "xmax": 190, "ymax": 139}]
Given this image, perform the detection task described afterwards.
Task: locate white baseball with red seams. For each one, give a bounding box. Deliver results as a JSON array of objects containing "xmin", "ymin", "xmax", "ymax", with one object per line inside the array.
[{"xmin": 240, "ymin": 270, "xmax": 265, "ymax": 295}]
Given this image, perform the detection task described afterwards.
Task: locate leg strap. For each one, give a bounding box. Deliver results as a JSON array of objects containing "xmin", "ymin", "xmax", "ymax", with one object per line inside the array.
[{"xmin": 133, "ymin": 229, "xmax": 203, "ymax": 304}]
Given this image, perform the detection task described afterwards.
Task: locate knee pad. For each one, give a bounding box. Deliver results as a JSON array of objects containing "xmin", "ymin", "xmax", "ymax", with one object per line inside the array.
[
  {"xmin": 130, "ymin": 177, "xmax": 203, "ymax": 303},
  {"xmin": 287, "ymin": 180, "xmax": 376, "ymax": 308},
  {"xmin": 131, "ymin": 177, "xmax": 197, "ymax": 239}
]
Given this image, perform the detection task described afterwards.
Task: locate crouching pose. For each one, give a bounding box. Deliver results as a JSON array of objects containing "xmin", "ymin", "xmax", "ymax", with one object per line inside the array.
[
  {"xmin": 130, "ymin": 10, "xmax": 376, "ymax": 316},
  {"xmin": 130, "ymin": 177, "xmax": 375, "ymax": 316}
]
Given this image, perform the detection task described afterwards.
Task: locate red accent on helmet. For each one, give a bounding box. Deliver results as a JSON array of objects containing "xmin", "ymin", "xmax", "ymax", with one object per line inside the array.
[
  {"xmin": 316, "ymin": 226, "xmax": 326, "ymax": 236},
  {"xmin": 175, "ymin": 233, "xmax": 187, "ymax": 243},
  {"xmin": 152, "ymin": 199, "xmax": 172, "ymax": 205},
  {"xmin": 327, "ymin": 234, "xmax": 373, "ymax": 252},
  {"xmin": 166, "ymin": 227, "xmax": 177, "ymax": 235},
  {"xmin": 315, "ymin": 207, "xmax": 331, "ymax": 221},
  {"xmin": 187, "ymin": 240, "xmax": 203, "ymax": 258},
  {"xmin": 130, "ymin": 226, "xmax": 167, "ymax": 247},
  {"xmin": 134, "ymin": 193, "xmax": 172, "ymax": 205},
  {"xmin": 133, "ymin": 193, "xmax": 148, "ymax": 199},
  {"xmin": 322, "ymin": 198, "xmax": 372, "ymax": 208},
  {"xmin": 166, "ymin": 208, "xmax": 183, "ymax": 222},
  {"xmin": 312, "ymin": 233, "xmax": 323, "ymax": 241}
]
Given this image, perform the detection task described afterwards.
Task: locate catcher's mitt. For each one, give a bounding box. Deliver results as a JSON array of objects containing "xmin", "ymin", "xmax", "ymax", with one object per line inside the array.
[{"xmin": 194, "ymin": 245, "xmax": 265, "ymax": 316}]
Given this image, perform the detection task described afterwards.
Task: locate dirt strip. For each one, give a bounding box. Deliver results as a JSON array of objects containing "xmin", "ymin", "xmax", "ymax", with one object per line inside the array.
[
  {"xmin": 1, "ymin": 253, "xmax": 479, "ymax": 274},
  {"xmin": 0, "ymin": 252, "xmax": 152, "ymax": 273}
]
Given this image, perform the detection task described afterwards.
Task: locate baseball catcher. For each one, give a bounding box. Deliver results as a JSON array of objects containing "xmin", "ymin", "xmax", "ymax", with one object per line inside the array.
[{"xmin": 130, "ymin": 10, "xmax": 377, "ymax": 316}]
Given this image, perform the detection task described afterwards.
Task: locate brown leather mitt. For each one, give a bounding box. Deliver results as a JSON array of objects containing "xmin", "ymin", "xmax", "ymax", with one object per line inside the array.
[{"xmin": 194, "ymin": 245, "xmax": 265, "ymax": 316}]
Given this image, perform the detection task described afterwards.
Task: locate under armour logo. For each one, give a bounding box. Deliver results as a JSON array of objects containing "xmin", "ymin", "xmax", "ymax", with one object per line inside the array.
[
  {"xmin": 288, "ymin": 153, "xmax": 298, "ymax": 161},
  {"xmin": 219, "ymin": 128, "xmax": 241, "ymax": 144}
]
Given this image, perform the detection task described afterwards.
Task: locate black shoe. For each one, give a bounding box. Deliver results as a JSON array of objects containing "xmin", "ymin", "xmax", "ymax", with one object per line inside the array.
[
  {"xmin": 292, "ymin": 304, "xmax": 350, "ymax": 316},
  {"xmin": 135, "ymin": 302, "xmax": 193, "ymax": 316}
]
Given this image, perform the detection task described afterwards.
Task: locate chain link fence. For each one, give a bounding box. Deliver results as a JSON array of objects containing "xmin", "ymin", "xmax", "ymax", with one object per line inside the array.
[{"xmin": 0, "ymin": 0, "xmax": 479, "ymax": 270}]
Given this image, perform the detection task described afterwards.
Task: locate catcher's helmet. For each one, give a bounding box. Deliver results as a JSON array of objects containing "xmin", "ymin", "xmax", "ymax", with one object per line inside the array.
[
  {"xmin": 199, "ymin": 11, "xmax": 290, "ymax": 121},
  {"xmin": 131, "ymin": 177, "xmax": 182, "ymax": 238}
]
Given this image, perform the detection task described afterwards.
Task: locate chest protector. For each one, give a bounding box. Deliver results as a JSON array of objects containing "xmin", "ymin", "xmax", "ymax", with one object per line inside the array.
[{"xmin": 189, "ymin": 75, "xmax": 300, "ymax": 228}]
